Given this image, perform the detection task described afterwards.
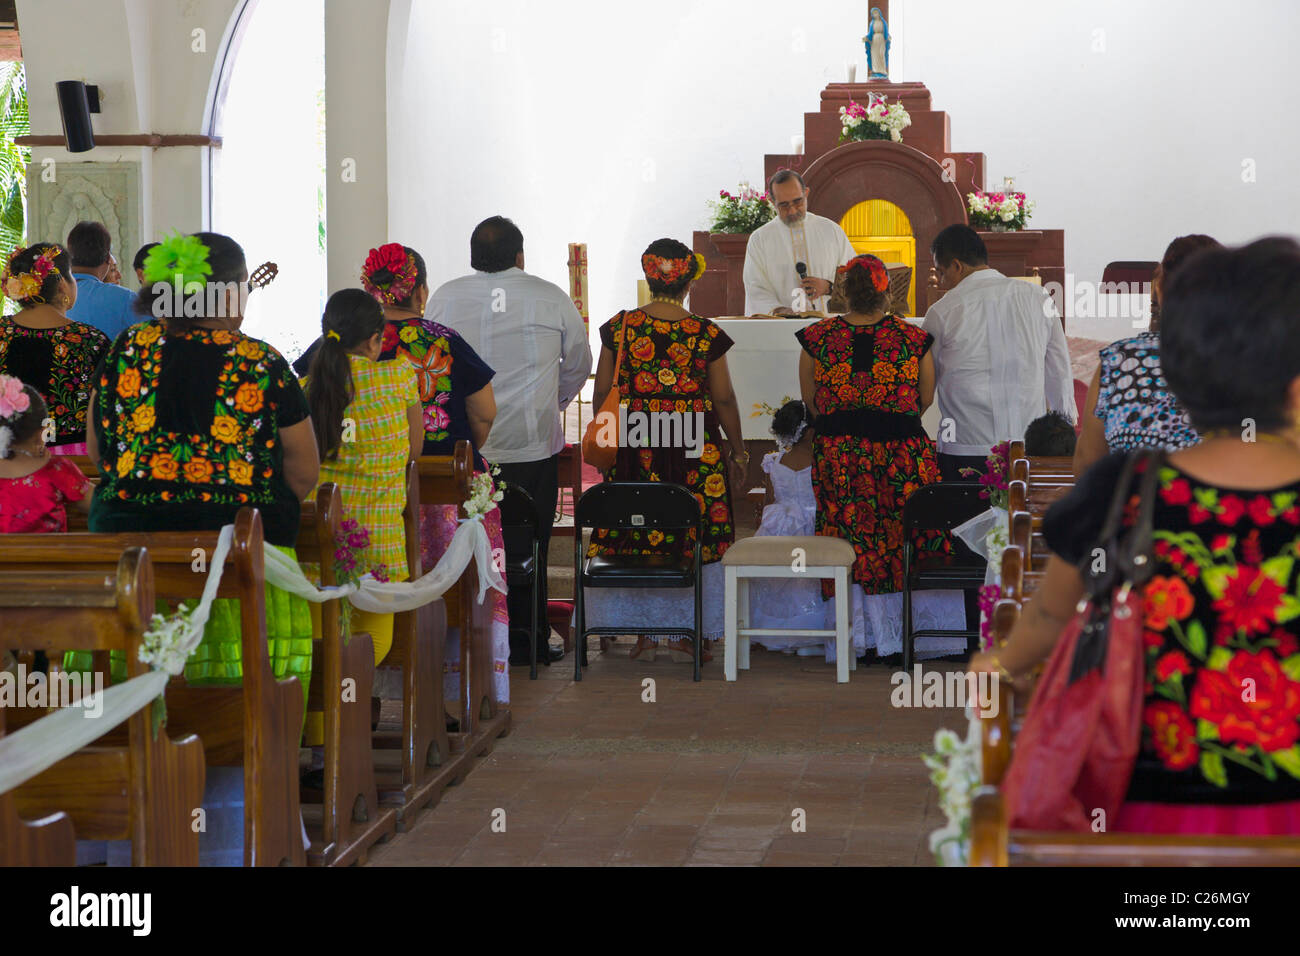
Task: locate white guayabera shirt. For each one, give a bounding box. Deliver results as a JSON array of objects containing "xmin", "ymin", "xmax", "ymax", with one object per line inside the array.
[
  {"xmin": 742, "ymin": 213, "xmax": 857, "ymax": 315},
  {"xmin": 428, "ymin": 267, "xmax": 593, "ymax": 464},
  {"xmin": 922, "ymin": 269, "xmax": 1077, "ymax": 457}
]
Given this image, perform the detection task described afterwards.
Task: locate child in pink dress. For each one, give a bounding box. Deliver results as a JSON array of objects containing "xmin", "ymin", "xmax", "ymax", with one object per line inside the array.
[{"xmin": 0, "ymin": 375, "xmax": 91, "ymax": 533}]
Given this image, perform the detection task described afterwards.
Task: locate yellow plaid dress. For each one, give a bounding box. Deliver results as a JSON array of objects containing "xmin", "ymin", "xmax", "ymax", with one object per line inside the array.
[{"xmin": 306, "ymin": 356, "xmax": 420, "ymax": 580}]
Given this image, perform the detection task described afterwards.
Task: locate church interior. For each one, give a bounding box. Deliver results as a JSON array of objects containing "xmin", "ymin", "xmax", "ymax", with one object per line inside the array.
[{"xmin": 3, "ymin": 0, "xmax": 1300, "ymax": 901}]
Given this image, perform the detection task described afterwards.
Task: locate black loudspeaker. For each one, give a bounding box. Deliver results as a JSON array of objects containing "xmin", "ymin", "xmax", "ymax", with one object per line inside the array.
[{"xmin": 55, "ymin": 81, "xmax": 100, "ymax": 153}]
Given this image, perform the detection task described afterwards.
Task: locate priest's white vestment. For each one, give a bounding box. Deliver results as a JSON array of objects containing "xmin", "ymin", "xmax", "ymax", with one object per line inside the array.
[{"xmin": 742, "ymin": 212, "xmax": 857, "ymax": 315}]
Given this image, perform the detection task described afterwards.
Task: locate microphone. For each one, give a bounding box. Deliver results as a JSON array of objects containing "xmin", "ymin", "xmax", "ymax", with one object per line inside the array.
[{"xmin": 795, "ymin": 261, "xmax": 807, "ymax": 279}]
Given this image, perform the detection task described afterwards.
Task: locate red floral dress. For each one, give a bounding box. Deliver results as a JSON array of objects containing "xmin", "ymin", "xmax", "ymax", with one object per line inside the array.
[
  {"xmin": 1044, "ymin": 453, "xmax": 1300, "ymax": 833},
  {"xmin": 796, "ymin": 314, "xmax": 947, "ymax": 595},
  {"xmin": 0, "ymin": 457, "xmax": 91, "ymax": 532},
  {"xmin": 589, "ymin": 309, "xmax": 735, "ymax": 564}
]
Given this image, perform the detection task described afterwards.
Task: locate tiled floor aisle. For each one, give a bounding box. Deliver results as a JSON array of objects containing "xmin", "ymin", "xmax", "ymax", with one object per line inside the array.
[{"xmin": 366, "ymin": 643, "xmax": 964, "ymax": 866}]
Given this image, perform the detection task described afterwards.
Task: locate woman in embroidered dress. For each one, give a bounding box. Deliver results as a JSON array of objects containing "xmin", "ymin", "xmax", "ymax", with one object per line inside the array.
[
  {"xmin": 352, "ymin": 244, "xmax": 509, "ymax": 705},
  {"xmin": 976, "ymin": 238, "xmax": 1300, "ymax": 834},
  {"xmin": 0, "ymin": 243, "xmax": 109, "ymax": 455},
  {"xmin": 584, "ymin": 238, "xmax": 748, "ymax": 664},
  {"xmin": 0, "ymin": 378, "xmax": 92, "ymax": 532},
  {"xmin": 797, "ymin": 253, "xmax": 963, "ymax": 659},
  {"xmin": 79, "ymin": 233, "xmax": 320, "ymax": 705}
]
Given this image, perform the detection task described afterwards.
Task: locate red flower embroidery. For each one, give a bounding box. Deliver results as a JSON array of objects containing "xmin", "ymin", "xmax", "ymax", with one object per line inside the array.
[
  {"xmin": 1247, "ymin": 496, "xmax": 1277, "ymax": 526},
  {"xmin": 1211, "ymin": 565, "xmax": 1285, "ymax": 636},
  {"xmin": 1144, "ymin": 629, "xmax": 1166, "ymax": 651},
  {"xmin": 1154, "ymin": 650, "xmax": 1194, "ymax": 682},
  {"xmin": 1218, "ymin": 494, "xmax": 1246, "ymax": 525},
  {"xmin": 1268, "ymin": 628, "xmax": 1300, "ymax": 658},
  {"xmin": 1190, "ymin": 650, "xmax": 1300, "ymax": 752},
  {"xmin": 1143, "ymin": 575, "xmax": 1195, "ymax": 631},
  {"xmin": 1161, "ymin": 478, "xmax": 1192, "ymax": 506},
  {"xmin": 1188, "ymin": 504, "xmax": 1213, "ymax": 524},
  {"xmin": 1144, "ymin": 701, "xmax": 1199, "ymax": 771}
]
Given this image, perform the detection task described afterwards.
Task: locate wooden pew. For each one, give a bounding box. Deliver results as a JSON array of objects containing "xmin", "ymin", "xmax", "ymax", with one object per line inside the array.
[
  {"xmin": 0, "ymin": 548, "xmax": 205, "ymax": 865},
  {"xmin": 0, "ymin": 509, "xmax": 306, "ymax": 866},
  {"xmin": 970, "ymin": 787, "xmax": 1300, "ymax": 865},
  {"xmin": 296, "ymin": 482, "xmax": 398, "ymax": 866}
]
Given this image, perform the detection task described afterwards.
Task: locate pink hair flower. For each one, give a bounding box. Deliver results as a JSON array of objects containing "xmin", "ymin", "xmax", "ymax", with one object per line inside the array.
[{"xmin": 0, "ymin": 375, "xmax": 29, "ymax": 419}]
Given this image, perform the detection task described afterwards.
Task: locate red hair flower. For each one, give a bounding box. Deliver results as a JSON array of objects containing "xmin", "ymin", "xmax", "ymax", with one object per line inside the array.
[
  {"xmin": 361, "ymin": 243, "xmax": 418, "ymax": 304},
  {"xmin": 835, "ymin": 254, "xmax": 890, "ymax": 293}
]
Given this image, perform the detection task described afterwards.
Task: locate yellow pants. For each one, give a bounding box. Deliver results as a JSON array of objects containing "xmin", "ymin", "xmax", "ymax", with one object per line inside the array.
[{"xmin": 304, "ymin": 603, "xmax": 394, "ymax": 747}]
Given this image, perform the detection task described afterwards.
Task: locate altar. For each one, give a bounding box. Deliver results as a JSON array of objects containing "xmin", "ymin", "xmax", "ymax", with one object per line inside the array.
[{"xmin": 717, "ymin": 316, "xmax": 943, "ymax": 441}]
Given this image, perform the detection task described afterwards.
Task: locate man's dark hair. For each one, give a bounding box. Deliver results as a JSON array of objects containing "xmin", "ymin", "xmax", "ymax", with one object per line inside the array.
[
  {"xmin": 767, "ymin": 169, "xmax": 805, "ymax": 197},
  {"xmin": 132, "ymin": 241, "xmax": 160, "ymax": 272},
  {"xmin": 1161, "ymin": 237, "xmax": 1300, "ymax": 432},
  {"xmin": 1023, "ymin": 411, "xmax": 1077, "ymax": 456},
  {"xmin": 930, "ymin": 224, "xmax": 988, "ymax": 269},
  {"xmin": 66, "ymin": 220, "xmax": 112, "ymax": 268},
  {"xmin": 470, "ymin": 216, "xmax": 524, "ymax": 273}
]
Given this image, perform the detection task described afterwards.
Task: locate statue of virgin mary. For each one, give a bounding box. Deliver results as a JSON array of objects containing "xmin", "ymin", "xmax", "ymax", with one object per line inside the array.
[{"xmin": 864, "ymin": 7, "xmax": 890, "ymax": 79}]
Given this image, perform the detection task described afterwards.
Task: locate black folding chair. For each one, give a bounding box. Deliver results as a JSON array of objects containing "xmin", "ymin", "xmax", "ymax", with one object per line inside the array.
[
  {"xmin": 498, "ymin": 483, "xmax": 542, "ymax": 679},
  {"xmin": 574, "ymin": 482, "xmax": 704, "ymax": 681},
  {"xmin": 901, "ymin": 482, "xmax": 987, "ymax": 672}
]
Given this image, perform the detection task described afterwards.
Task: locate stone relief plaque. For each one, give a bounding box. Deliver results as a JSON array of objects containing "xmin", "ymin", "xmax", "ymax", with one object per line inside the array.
[{"xmin": 26, "ymin": 161, "xmax": 142, "ymax": 270}]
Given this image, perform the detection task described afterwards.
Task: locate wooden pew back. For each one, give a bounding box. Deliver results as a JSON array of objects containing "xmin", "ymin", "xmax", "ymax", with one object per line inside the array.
[{"xmin": 0, "ymin": 547, "xmax": 205, "ymax": 865}]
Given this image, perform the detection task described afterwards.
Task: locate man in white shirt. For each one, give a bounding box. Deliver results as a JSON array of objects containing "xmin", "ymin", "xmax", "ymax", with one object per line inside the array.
[
  {"xmin": 922, "ymin": 224, "xmax": 1077, "ymax": 481},
  {"xmin": 427, "ymin": 216, "xmax": 593, "ymax": 666},
  {"xmin": 742, "ymin": 170, "xmax": 857, "ymax": 316}
]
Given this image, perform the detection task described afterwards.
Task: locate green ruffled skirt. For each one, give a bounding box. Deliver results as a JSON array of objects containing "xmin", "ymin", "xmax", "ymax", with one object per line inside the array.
[{"xmin": 65, "ymin": 546, "xmax": 313, "ymax": 714}]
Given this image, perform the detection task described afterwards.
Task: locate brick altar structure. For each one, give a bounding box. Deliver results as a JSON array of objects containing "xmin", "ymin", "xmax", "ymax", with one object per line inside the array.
[{"xmin": 692, "ymin": 80, "xmax": 1065, "ymax": 319}]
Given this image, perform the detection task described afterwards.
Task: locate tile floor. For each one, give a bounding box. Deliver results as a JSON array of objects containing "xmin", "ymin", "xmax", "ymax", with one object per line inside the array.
[{"xmin": 366, "ymin": 641, "xmax": 965, "ymax": 867}]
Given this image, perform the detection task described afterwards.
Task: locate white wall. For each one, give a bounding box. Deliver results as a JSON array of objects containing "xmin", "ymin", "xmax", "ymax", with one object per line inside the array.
[
  {"xmin": 389, "ymin": 0, "xmax": 1300, "ymax": 347},
  {"xmin": 18, "ymin": 0, "xmax": 242, "ymax": 241}
]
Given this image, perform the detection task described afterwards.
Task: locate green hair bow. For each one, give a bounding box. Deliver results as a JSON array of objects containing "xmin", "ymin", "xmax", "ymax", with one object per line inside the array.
[{"xmin": 141, "ymin": 233, "xmax": 213, "ymax": 293}]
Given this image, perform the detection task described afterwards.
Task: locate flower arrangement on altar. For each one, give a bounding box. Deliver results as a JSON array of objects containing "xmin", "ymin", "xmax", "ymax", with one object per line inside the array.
[
  {"xmin": 838, "ymin": 96, "xmax": 911, "ymax": 144},
  {"xmin": 707, "ymin": 182, "xmax": 775, "ymax": 234},
  {"xmin": 465, "ymin": 465, "xmax": 504, "ymax": 520},
  {"xmin": 923, "ymin": 719, "xmax": 982, "ymax": 866},
  {"xmin": 967, "ymin": 189, "xmax": 1036, "ymax": 232}
]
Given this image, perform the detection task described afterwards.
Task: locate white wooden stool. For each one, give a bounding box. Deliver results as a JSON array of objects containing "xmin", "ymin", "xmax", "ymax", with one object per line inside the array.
[{"xmin": 721, "ymin": 535, "xmax": 857, "ymax": 683}]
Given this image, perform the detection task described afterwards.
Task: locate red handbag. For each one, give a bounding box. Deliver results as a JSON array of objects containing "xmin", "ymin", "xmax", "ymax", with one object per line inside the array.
[{"xmin": 1001, "ymin": 451, "xmax": 1162, "ymax": 832}]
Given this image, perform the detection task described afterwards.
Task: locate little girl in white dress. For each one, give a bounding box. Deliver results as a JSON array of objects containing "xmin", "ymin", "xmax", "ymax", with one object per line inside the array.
[{"xmin": 748, "ymin": 400, "xmax": 965, "ymax": 661}]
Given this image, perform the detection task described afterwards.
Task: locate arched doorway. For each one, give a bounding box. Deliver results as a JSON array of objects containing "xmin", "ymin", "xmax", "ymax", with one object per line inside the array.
[
  {"xmin": 839, "ymin": 199, "xmax": 915, "ymax": 314},
  {"xmin": 207, "ymin": 0, "xmax": 326, "ymax": 361},
  {"xmin": 805, "ymin": 141, "xmax": 966, "ymax": 315}
]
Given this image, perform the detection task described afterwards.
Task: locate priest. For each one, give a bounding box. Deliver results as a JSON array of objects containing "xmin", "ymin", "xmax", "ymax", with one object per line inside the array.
[{"xmin": 743, "ymin": 170, "xmax": 857, "ymax": 315}]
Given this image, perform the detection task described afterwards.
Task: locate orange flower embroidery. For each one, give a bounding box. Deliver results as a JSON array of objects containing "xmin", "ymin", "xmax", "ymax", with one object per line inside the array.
[
  {"xmin": 233, "ymin": 383, "xmax": 264, "ymax": 414},
  {"xmin": 1143, "ymin": 575, "xmax": 1195, "ymax": 631},
  {"xmin": 183, "ymin": 458, "xmax": 214, "ymax": 483},
  {"xmin": 130, "ymin": 405, "xmax": 156, "ymax": 433},
  {"xmin": 134, "ymin": 324, "xmax": 162, "ymax": 347},
  {"xmin": 703, "ymin": 474, "xmax": 726, "ymax": 498},
  {"xmin": 657, "ymin": 368, "xmax": 677, "ymax": 387},
  {"xmin": 228, "ymin": 459, "xmax": 254, "ymax": 485},
  {"xmin": 211, "ymin": 415, "xmax": 241, "ymax": 444},
  {"xmin": 629, "ymin": 336, "xmax": 655, "ymax": 362},
  {"xmin": 116, "ymin": 368, "xmax": 142, "ymax": 400},
  {"xmin": 116, "ymin": 450, "xmax": 136, "ymax": 479},
  {"xmin": 150, "ymin": 454, "xmax": 179, "ymax": 481},
  {"xmin": 700, "ymin": 443, "xmax": 720, "ymax": 466},
  {"xmin": 235, "ymin": 338, "xmax": 264, "ymax": 360}
]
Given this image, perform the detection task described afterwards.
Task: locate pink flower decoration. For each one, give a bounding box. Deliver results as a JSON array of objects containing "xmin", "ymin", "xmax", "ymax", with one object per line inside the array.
[{"xmin": 0, "ymin": 375, "xmax": 29, "ymax": 419}]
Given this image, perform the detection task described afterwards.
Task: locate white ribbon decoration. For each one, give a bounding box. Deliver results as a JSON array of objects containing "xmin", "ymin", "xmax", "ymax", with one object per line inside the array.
[{"xmin": 0, "ymin": 516, "xmax": 503, "ymax": 797}]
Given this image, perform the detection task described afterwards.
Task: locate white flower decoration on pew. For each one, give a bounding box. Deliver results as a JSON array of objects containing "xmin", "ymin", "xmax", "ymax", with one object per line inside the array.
[
  {"xmin": 922, "ymin": 716, "xmax": 982, "ymax": 866},
  {"xmin": 139, "ymin": 605, "xmax": 198, "ymax": 676},
  {"xmin": 464, "ymin": 464, "xmax": 504, "ymax": 520}
]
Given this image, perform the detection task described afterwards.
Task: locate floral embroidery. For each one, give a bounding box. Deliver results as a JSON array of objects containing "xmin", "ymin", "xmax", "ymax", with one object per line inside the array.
[
  {"xmin": 588, "ymin": 309, "xmax": 734, "ymax": 564},
  {"xmin": 1137, "ymin": 463, "xmax": 1300, "ymax": 791},
  {"xmin": 381, "ymin": 318, "xmax": 454, "ymax": 445},
  {"xmin": 93, "ymin": 321, "xmax": 295, "ymax": 511},
  {"xmin": 0, "ymin": 320, "xmax": 109, "ymax": 444},
  {"xmin": 796, "ymin": 314, "xmax": 946, "ymax": 594}
]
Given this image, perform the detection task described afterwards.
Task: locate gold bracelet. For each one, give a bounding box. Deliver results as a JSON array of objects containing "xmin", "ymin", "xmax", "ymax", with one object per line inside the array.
[{"xmin": 987, "ymin": 653, "xmax": 1017, "ymax": 685}]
